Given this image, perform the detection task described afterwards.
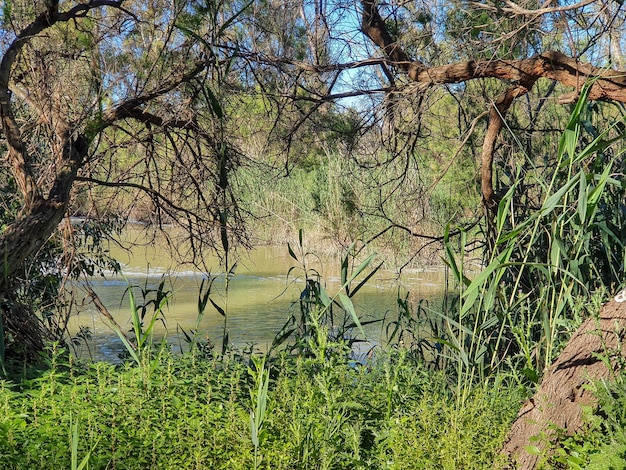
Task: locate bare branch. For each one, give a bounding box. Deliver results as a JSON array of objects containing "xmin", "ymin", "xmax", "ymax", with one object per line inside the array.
[
  {"xmin": 75, "ymin": 176, "xmax": 211, "ymax": 224},
  {"xmin": 472, "ymin": 0, "xmax": 598, "ymax": 16},
  {"xmin": 107, "ymin": 107, "xmax": 198, "ymax": 130},
  {"xmin": 97, "ymin": 61, "xmax": 206, "ymax": 130}
]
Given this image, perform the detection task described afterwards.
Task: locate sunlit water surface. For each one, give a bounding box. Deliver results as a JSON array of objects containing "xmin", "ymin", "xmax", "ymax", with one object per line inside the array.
[{"xmin": 69, "ymin": 230, "xmax": 449, "ymax": 361}]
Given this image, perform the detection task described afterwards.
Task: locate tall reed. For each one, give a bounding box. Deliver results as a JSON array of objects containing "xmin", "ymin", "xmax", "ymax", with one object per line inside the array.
[{"xmin": 441, "ymin": 81, "xmax": 626, "ymax": 393}]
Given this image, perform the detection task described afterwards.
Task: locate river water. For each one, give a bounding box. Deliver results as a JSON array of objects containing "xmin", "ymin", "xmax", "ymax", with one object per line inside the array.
[{"xmin": 70, "ymin": 230, "xmax": 449, "ymax": 361}]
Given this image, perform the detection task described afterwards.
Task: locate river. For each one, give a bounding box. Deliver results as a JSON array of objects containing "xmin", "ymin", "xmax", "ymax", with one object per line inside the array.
[{"xmin": 69, "ymin": 229, "xmax": 449, "ymax": 361}]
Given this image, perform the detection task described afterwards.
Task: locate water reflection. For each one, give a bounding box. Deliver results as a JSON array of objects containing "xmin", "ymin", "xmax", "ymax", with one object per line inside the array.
[{"xmin": 70, "ymin": 232, "xmax": 449, "ymax": 361}]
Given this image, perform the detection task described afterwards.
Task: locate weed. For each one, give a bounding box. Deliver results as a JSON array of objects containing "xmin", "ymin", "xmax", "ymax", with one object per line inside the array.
[{"xmin": 0, "ymin": 348, "xmax": 522, "ymax": 469}]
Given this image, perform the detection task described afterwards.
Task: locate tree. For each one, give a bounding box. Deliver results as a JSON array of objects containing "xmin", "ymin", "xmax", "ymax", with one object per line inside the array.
[
  {"xmin": 0, "ymin": 0, "xmax": 247, "ymax": 364},
  {"xmin": 226, "ymin": 0, "xmax": 626, "ymax": 258}
]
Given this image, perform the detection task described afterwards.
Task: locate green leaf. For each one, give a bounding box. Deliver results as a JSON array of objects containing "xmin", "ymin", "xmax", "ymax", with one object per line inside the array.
[
  {"xmin": 346, "ymin": 253, "xmax": 377, "ymax": 286},
  {"xmin": 210, "ymin": 298, "xmax": 226, "ymax": 317},
  {"xmin": 318, "ymin": 285, "xmax": 332, "ymax": 308},
  {"xmin": 218, "ymin": 0, "xmax": 254, "ymax": 37},
  {"xmin": 350, "ymin": 261, "xmax": 384, "ymax": 298},
  {"xmin": 287, "ymin": 243, "xmax": 298, "ymax": 261},
  {"xmin": 205, "ymin": 85, "xmax": 223, "ymax": 119},
  {"xmin": 341, "ymin": 249, "xmax": 350, "ymax": 293},
  {"xmin": 524, "ymin": 445, "xmax": 541, "ymax": 455},
  {"xmin": 338, "ymin": 292, "xmax": 365, "ymax": 339},
  {"xmin": 460, "ymin": 245, "xmax": 513, "ymax": 318}
]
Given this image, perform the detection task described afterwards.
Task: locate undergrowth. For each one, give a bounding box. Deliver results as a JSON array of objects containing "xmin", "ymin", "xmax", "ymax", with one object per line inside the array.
[{"xmin": 0, "ymin": 348, "xmax": 523, "ymax": 469}]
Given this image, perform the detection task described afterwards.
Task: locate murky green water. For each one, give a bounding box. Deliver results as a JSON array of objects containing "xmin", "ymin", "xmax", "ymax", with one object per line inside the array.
[{"xmin": 70, "ymin": 229, "xmax": 449, "ymax": 361}]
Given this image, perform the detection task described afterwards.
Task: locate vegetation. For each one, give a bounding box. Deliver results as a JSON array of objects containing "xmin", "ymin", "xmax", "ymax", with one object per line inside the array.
[
  {"xmin": 2, "ymin": 0, "xmax": 626, "ymax": 468},
  {"xmin": 0, "ymin": 347, "xmax": 524, "ymax": 469}
]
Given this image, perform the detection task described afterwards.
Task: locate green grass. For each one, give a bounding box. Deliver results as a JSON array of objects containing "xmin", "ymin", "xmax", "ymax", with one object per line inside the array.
[{"xmin": 0, "ymin": 348, "xmax": 523, "ymax": 469}]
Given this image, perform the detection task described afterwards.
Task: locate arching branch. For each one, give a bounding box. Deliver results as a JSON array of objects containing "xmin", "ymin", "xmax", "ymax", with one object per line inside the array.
[{"xmin": 358, "ymin": 0, "xmax": 626, "ymax": 230}]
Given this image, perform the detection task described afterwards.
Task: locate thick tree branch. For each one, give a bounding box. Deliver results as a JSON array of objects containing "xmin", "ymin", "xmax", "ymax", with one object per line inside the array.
[
  {"xmin": 358, "ymin": 2, "xmax": 626, "ymax": 101},
  {"xmin": 403, "ymin": 52, "xmax": 626, "ymax": 102},
  {"xmin": 0, "ymin": 0, "xmax": 125, "ymax": 210},
  {"xmin": 361, "ymin": 0, "xmax": 425, "ymax": 80},
  {"xmin": 358, "ymin": 0, "xmax": 626, "ymax": 230},
  {"xmin": 481, "ymin": 80, "xmax": 537, "ymax": 217}
]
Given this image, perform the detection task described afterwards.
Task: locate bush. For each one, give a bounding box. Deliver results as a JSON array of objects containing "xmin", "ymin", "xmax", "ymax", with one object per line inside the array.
[{"xmin": 0, "ymin": 349, "xmax": 523, "ymax": 469}]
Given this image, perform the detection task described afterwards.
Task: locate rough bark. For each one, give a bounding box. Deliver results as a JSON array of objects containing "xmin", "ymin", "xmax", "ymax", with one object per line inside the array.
[{"xmin": 500, "ymin": 298, "xmax": 626, "ymax": 469}]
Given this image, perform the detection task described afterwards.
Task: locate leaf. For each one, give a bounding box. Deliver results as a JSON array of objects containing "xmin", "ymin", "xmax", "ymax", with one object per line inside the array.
[
  {"xmin": 495, "ymin": 183, "xmax": 516, "ymax": 233},
  {"xmin": 585, "ymin": 162, "xmax": 613, "ymax": 221},
  {"xmin": 197, "ymin": 277, "xmax": 212, "ymax": 318},
  {"xmin": 250, "ymin": 412, "xmax": 258, "ymax": 447},
  {"xmin": 287, "ymin": 243, "xmax": 298, "ymax": 261},
  {"xmin": 576, "ymin": 169, "xmax": 587, "ymax": 224},
  {"xmin": 217, "ymin": 0, "xmax": 254, "ymax": 37},
  {"xmin": 460, "ymin": 245, "xmax": 513, "ymax": 318},
  {"xmin": 123, "ymin": 281, "xmax": 143, "ymax": 350},
  {"xmin": 540, "ymin": 176, "xmax": 579, "ymax": 216},
  {"xmin": 443, "ymin": 224, "xmax": 467, "ymax": 286},
  {"xmin": 341, "ymin": 248, "xmax": 350, "ymax": 292},
  {"xmin": 524, "ymin": 445, "xmax": 542, "ymax": 456},
  {"xmin": 205, "ymin": 85, "xmax": 223, "ymax": 119},
  {"xmin": 318, "ymin": 285, "xmax": 332, "ymax": 308},
  {"xmin": 350, "ymin": 261, "xmax": 384, "ymax": 298},
  {"xmin": 109, "ymin": 321, "xmax": 139, "ymax": 365},
  {"xmin": 222, "ymin": 332, "xmax": 229, "ymax": 355},
  {"xmin": 210, "ymin": 298, "xmax": 226, "ymax": 317},
  {"xmin": 345, "ymin": 253, "xmax": 377, "ymax": 287},
  {"xmin": 271, "ymin": 327, "xmax": 296, "ymax": 348},
  {"xmin": 338, "ymin": 292, "xmax": 366, "ymax": 339}
]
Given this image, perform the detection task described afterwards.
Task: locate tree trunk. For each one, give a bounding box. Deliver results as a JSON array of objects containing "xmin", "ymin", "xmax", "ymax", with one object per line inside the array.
[
  {"xmin": 500, "ymin": 297, "xmax": 626, "ymax": 468},
  {"xmin": 0, "ymin": 133, "xmax": 87, "ymax": 364}
]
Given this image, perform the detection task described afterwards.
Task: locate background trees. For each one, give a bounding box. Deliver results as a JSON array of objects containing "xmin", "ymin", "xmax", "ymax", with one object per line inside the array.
[{"xmin": 224, "ymin": 0, "xmax": 626, "ymax": 264}]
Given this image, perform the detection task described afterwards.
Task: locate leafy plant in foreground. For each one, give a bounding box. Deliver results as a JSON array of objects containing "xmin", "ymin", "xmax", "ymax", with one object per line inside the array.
[
  {"xmin": 272, "ymin": 229, "xmax": 382, "ymax": 358},
  {"xmin": 440, "ymin": 81, "xmax": 626, "ymax": 392},
  {"xmin": 249, "ymin": 355, "xmax": 270, "ymax": 469},
  {"xmin": 101, "ymin": 277, "xmax": 172, "ymax": 367}
]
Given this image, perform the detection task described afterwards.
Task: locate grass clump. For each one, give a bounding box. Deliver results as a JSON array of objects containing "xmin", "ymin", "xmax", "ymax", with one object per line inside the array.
[{"xmin": 0, "ymin": 348, "xmax": 523, "ymax": 469}]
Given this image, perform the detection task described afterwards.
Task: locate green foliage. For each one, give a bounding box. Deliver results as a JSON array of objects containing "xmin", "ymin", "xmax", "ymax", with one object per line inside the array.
[
  {"xmin": 272, "ymin": 230, "xmax": 382, "ymax": 357},
  {"xmin": 438, "ymin": 83, "xmax": 626, "ymax": 390},
  {"xmin": 121, "ymin": 278, "xmax": 172, "ymax": 366},
  {"xmin": 248, "ymin": 355, "xmax": 269, "ymax": 469},
  {"xmin": 0, "ymin": 347, "xmax": 523, "ymax": 469}
]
